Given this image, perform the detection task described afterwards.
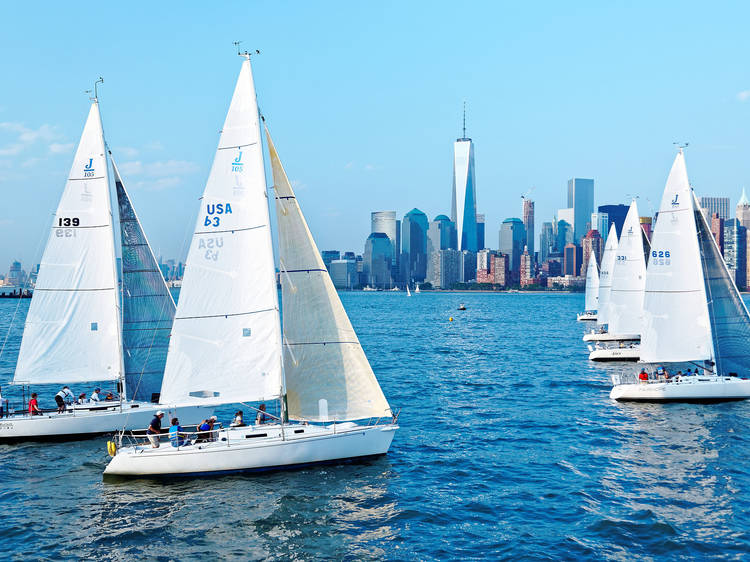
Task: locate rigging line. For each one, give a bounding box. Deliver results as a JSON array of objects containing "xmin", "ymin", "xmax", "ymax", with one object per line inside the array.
[
  {"xmin": 193, "ymin": 224, "xmax": 266, "ymax": 235},
  {"xmin": 0, "ymin": 208, "xmax": 52, "ymax": 365},
  {"xmin": 175, "ymin": 307, "xmax": 277, "ymax": 321}
]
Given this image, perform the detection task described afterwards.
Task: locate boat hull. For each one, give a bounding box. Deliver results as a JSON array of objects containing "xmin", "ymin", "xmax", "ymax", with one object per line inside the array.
[
  {"xmin": 582, "ymin": 332, "xmax": 640, "ymax": 342},
  {"xmin": 611, "ymin": 376, "xmax": 750, "ymax": 402},
  {"xmin": 589, "ymin": 346, "xmax": 640, "ymax": 362},
  {"xmin": 0, "ymin": 404, "xmax": 212, "ymax": 442},
  {"xmin": 104, "ymin": 422, "xmax": 398, "ymax": 477},
  {"xmin": 577, "ymin": 312, "xmax": 597, "ymax": 322}
]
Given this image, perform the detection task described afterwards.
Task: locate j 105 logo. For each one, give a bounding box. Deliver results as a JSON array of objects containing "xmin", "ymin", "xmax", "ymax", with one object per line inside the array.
[
  {"xmin": 232, "ymin": 151, "xmax": 243, "ymax": 172},
  {"xmin": 671, "ymin": 194, "xmax": 679, "ymax": 207},
  {"xmin": 84, "ymin": 158, "xmax": 95, "ymax": 178}
]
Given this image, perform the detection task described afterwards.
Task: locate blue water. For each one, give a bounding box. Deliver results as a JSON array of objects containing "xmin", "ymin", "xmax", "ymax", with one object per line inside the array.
[{"xmin": 1, "ymin": 292, "xmax": 750, "ymax": 559}]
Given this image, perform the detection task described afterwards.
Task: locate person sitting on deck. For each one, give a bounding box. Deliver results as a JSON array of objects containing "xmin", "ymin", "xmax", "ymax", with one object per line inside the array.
[
  {"xmin": 90, "ymin": 388, "xmax": 101, "ymax": 402},
  {"xmin": 77, "ymin": 393, "xmax": 87, "ymax": 405},
  {"xmin": 230, "ymin": 411, "xmax": 245, "ymax": 427},
  {"xmin": 196, "ymin": 417, "xmax": 217, "ymax": 442},
  {"xmin": 169, "ymin": 418, "xmax": 186, "ymax": 447},
  {"xmin": 256, "ymin": 404, "xmax": 271, "ymax": 425},
  {"xmin": 146, "ymin": 411, "xmax": 165, "ymax": 448},
  {"xmin": 638, "ymin": 369, "xmax": 649, "ymax": 383},
  {"xmin": 28, "ymin": 393, "xmax": 41, "ymax": 416},
  {"xmin": 105, "ymin": 392, "xmax": 115, "ymax": 401}
]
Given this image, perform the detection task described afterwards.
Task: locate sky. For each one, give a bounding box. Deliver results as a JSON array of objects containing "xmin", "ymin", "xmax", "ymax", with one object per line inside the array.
[{"xmin": 2, "ymin": 1, "xmax": 750, "ymax": 270}]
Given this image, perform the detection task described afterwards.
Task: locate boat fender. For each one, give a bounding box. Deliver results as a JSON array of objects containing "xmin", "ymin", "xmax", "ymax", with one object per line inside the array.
[
  {"xmin": 449, "ymin": 317, "xmax": 453, "ymax": 322},
  {"xmin": 106, "ymin": 440, "xmax": 117, "ymax": 457}
]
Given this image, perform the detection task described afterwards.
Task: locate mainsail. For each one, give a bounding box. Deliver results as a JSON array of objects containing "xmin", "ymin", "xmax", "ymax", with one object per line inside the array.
[
  {"xmin": 608, "ymin": 199, "xmax": 646, "ymax": 335},
  {"xmin": 14, "ymin": 102, "xmax": 122, "ymax": 385},
  {"xmin": 694, "ymin": 192, "xmax": 750, "ymax": 375},
  {"xmin": 596, "ymin": 224, "xmax": 618, "ymax": 326},
  {"xmin": 159, "ymin": 57, "xmax": 282, "ymax": 406},
  {"xmin": 639, "ymin": 151, "xmax": 713, "ymax": 363},
  {"xmin": 112, "ymin": 155, "xmax": 175, "ymax": 402},
  {"xmin": 583, "ymin": 255, "xmax": 599, "ymax": 312},
  {"xmin": 266, "ymin": 126, "xmax": 392, "ymax": 422}
]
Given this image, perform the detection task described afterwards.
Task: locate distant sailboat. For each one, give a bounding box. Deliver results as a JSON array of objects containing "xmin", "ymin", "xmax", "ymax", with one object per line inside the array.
[
  {"xmin": 414, "ymin": 283, "xmax": 420, "ymax": 294},
  {"xmin": 105, "ymin": 54, "xmax": 397, "ymax": 476},
  {"xmin": 406, "ymin": 284, "xmax": 412, "ymax": 297},
  {"xmin": 577, "ymin": 256, "xmax": 599, "ymax": 321},
  {"xmin": 588, "ymin": 200, "xmax": 645, "ymax": 361},
  {"xmin": 583, "ymin": 224, "xmax": 620, "ymax": 340},
  {"xmin": 611, "ymin": 150, "xmax": 750, "ymax": 401},
  {"xmin": 1, "ymin": 99, "xmax": 209, "ymax": 441}
]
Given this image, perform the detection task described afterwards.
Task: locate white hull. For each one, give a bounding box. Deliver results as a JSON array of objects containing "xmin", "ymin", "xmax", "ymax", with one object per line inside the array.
[
  {"xmin": 583, "ymin": 331, "xmax": 640, "ymax": 342},
  {"xmin": 0, "ymin": 403, "xmax": 212, "ymax": 442},
  {"xmin": 104, "ymin": 422, "xmax": 398, "ymax": 477},
  {"xmin": 589, "ymin": 345, "xmax": 640, "ymax": 362},
  {"xmin": 576, "ymin": 311, "xmax": 597, "ymax": 322},
  {"xmin": 611, "ymin": 375, "xmax": 750, "ymax": 402}
]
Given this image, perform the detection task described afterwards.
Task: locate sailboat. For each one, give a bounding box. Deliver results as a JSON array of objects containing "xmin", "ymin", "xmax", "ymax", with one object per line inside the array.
[
  {"xmin": 1, "ymin": 98, "xmax": 210, "ymax": 441},
  {"xmin": 104, "ymin": 54, "xmax": 397, "ymax": 477},
  {"xmin": 611, "ymin": 150, "xmax": 750, "ymax": 401},
  {"xmin": 588, "ymin": 200, "xmax": 644, "ymax": 361},
  {"xmin": 414, "ymin": 283, "xmax": 420, "ymax": 293},
  {"xmin": 583, "ymin": 224, "xmax": 623, "ymax": 341},
  {"xmin": 406, "ymin": 283, "xmax": 412, "ymax": 297},
  {"xmin": 577, "ymin": 256, "xmax": 599, "ymax": 321}
]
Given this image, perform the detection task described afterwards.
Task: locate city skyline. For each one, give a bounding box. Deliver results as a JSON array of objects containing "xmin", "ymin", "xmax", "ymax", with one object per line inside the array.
[{"xmin": 3, "ymin": 3, "xmax": 750, "ymax": 269}]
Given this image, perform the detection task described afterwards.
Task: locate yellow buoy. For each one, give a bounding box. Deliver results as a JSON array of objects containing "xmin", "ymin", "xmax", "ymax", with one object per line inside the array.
[
  {"xmin": 106, "ymin": 440, "xmax": 117, "ymax": 457},
  {"xmin": 449, "ymin": 317, "xmax": 453, "ymax": 322}
]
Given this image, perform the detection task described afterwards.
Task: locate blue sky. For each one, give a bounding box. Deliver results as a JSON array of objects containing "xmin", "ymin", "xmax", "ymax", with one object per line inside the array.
[{"xmin": 2, "ymin": 1, "xmax": 750, "ymax": 270}]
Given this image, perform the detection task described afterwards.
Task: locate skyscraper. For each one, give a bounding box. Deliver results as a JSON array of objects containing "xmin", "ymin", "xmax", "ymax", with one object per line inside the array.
[
  {"xmin": 539, "ymin": 222, "xmax": 554, "ymax": 263},
  {"xmin": 563, "ymin": 243, "xmax": 582, "ymax": 276},
  {"xmin": 556, "ymin": 220, "xmax": 573, "ymax": 253},
  {"xmin": 371, "ymin": 211, "xmax": 400, "ymax": 278},
  {"xmin": 451, "ymin": 112, "xmax": 479, "ymax": 252},
  {"xmin": 735, "ymin": 188, "xmax": 750, "ymax": 290},
  {"xmin": 700, "ymin": 196, "xmax": 730, "ymax": 220},
  {"xmin": 598, "ymin": 204, "xmax": 628, "ymax": 238},
  {"xmin": 321, "ymin": 250, "xmax": 340, "ymax": 273},
  {"xmin": 522, "ymin": 198, "xmax": 535, "ymax": 259},
  {"xmin": 401, "ymin": 208, "xmax": 429, "ymax": 283},
  {"xmin": 427, "ymin": 249, "xmax": 460, "ymax": 289},
  {"xmin": 476, "ymin": 214, "xmax": 485, "ymax": 251},
  {"xmin": 364, "ymin": 232, "xmax": 393, "ymax": 288},
  {"xmin": 567, "ymin": 178, "xmax": 594, "ymax": 245},
  {"xmin": 581, "ymin": 229, "xmax": 603, "ymax": 275},
  {"xmin": 499, "ymin": 218, "xmax": 526, "ymax": 284},
  {"xmin": 724, "ymin": 218, "xmax": 747, "ymax": 289},
  {"xmin": 427, "ymin": 215, "xmax": 456, "ymax": 255},
  {"xmin": 591, "ymin": 212, "xmax": 609, "ymax": 244}
]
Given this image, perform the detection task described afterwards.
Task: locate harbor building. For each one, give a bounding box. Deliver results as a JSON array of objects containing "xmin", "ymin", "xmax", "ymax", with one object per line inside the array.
[
  {"xmin": 499, "ymin": 218, "xmax": 526, "ymax": 284},
  {"xmin": 330, "ymin": 259, "xmax": 357, "ymax": 290},
  {"xmin": 427, "ymin": 249, "xmax": 460, "ymax": 289},
  {"xmin": 520, "ymin": 246, "xmax": 535, "ymax": 287},
  {"xmin": 476, "ymin": 252, "xmax": 509, "ymax": 286}
]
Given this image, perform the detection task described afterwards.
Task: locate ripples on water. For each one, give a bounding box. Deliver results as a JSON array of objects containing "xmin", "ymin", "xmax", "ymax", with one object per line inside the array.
[{"xmin": 1, "ymin": 293, "xmax": 750, "ymax": 559}]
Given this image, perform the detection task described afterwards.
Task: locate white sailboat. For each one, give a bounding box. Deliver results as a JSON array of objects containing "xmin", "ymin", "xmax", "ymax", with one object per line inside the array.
[
  {"xmin": 1, "ymin": 99, "xmax": 209, "ymax": 441},
  {"xmin": 583, "ymin": 224, "xmax": 624, "ymax": 341},
  {"xmin": 406, "ymin": 283, "xmax": 412, "ymax": 297},
  {"xmin": 588, "ymin": 200, "xmax": 644, "ymax": 361},
  {"xmin": 577, "ymin": 255, "xmax": 599, "ymax": 321},
  {"xmin": 104, "ymin": 54, "xmax": 397, "ymax": 477},
  {"xmin": 611, "ymin": 150, "xmax": 750, "ymax": 401},
  {"xmin": 414, "ymin": 283, "xmax": 420, "ymax": 293}
]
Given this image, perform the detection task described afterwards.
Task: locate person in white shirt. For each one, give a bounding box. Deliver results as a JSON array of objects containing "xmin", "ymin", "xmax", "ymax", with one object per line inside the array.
[
  {"xmin": 90, "ymin": 388, "xmax": 101, "ymax": 402},
  {"xmin": 55, "ymin": 386, "xmax": 74, "ymax": 413},
  {"xmin": 77, "ymin": 393, "xmax": 87, "ymax": 405}
]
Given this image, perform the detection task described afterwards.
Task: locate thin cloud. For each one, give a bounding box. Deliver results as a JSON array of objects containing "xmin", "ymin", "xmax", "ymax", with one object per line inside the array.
[
  {"xmin": 0, "ymin": 122, "xmax": 59, "ymax": 156},
  {"xmin": 737, "ymin": 90, "xmax": 750, "ymax": 102},
  {"xmin": 129, "ymin": 176, "xmax": 182, "ymax": 191},
  {"xmin": 114, "ymin": 146, "xmax": 139, "ymax": 158},
  {"xmin": 49, "ymin": 142, "xmax": 74, "ymax": 154}
]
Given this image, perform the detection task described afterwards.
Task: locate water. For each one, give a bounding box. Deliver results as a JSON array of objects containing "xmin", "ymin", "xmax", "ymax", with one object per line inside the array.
[{"xmin": 2, "ymin": 292, "xmax": 750, "ymax": 559}]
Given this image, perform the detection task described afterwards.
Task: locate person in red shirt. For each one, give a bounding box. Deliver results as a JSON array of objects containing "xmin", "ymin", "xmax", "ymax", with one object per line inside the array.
[
  {"xmin": 638, "ymin": 369, "xmax": 649, "ymax": 383},
  {"xmin": 28, "ymin": 393, "xmax": 41, "ymax": 415}
]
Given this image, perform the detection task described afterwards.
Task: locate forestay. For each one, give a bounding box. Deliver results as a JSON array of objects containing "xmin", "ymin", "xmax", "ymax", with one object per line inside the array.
[
  {"xmin": 694, "ymin": 192, "xmax": 750, "ymax": 375},
  {"xmin": 14, "ymin": 102, "xmax": 122, "ymax": 385},
  {"xmin": 640, "ymin": 152, "xmax": 713, "ymax": 363},
  {"xmin": 608, "ymin": 200, "xmax": 646, "ymax": 335},
  {"xmin": 112, "ymin": 156, "xmax": 176, "ymax": 402},
  {"xmin": 266, "ymin": 127, "xmax": 392, "ymax": 422},
  {"xmin": 159, "ymin": 58, "xmax": 282, "ymax": 406},
  {"xmin": 584, "ymin": 255, "xmax": 599, "ymax": 312},
  {"xmin": 596, "ymin": 224, "xmax": 618, "ymax": 327}
]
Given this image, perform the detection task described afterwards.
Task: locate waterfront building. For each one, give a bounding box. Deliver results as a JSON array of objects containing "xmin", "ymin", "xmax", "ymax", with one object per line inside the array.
[
  {"xmin": 451, "ymin": 118, "xmax": 479, "ymax": 252},
  {"xmin": 476, "ymin": 213, "xmax": 485, "ymax": 250},
  {"xmin": 427, "ymin": 215, "xmax": 456, "ymax": 255},
  {"xmin": 459, "ymin": 250, "xmax": 476, "ymax": 283},
  {"xmin": 522, "ymin": 198, "xmax": 535, "ymax": 258},
  {"xmin": 736, "ymin": 188, "xmax": 750, "ymax": 289},
  {"xmin": 499, "ymin": 218, "xmax": 526, "ymax": 284},
  {"xmin": 476, "ymin": 252, "xmax": 509, "ymax": 286},
  {"xmin": 724, "ymin": 218, "xmax": 747, "ymax": 289},
  {"xmin": 639, "ymin": 216, "xmax": 652, "ymax": 242},
  {"xmin": 401, "ymin": 208, "xmax": 429, "ymax": 283},
  {"xmin": 700, "ymin": 196, "xmax": 730, "ymax": 221},
  {"xmin": 477, "ymin": 249, "xmax": 495, "ymax": 273},
  {"xmin": 541, "ymin": 256, "xmax": 562, "ymax": 278},
  {"xmin": 371, "ymin": 211, "xmax": 400, "ymax": 278},
  {"xmin": 364, "ymin": 232, "xmax": 393, "ymax": 288},
  {"xmin": 598, "ymin": 204, "xmax": 628, "ymax": 238},
  {"xmin": 520, "ymin": 246, "xmax": 535, "ymax": 287},
  {"xmin": 563, "ymin": 243, "xmax": 582, "ymax": 277},
  {"xmin": 7, "ymin": 261, "xmax": 26, "ymax": 287},
  {"xmin": 547, "ymin": 275, "xmax": 586, "ymax": 289},
  {"xmin": 539, "ymin": 222, "xmax": 554, "ymax": 263},
  {"xmin": 711, "ymin": 213, "xmax": 725, "ymax": 255},
  {"xmin": 555, "ymin": 220, "xmax": 573, "ymax": 253},
  {"xmin": 330, "ymin": 259, "xmax": 357, "ymax": 289},
  {"xmin": 568, "ymin": 178, "xmax": 594, "ymax": 245},
  {"xmin": 591, "ymin": 212, "xmax": 609, "ymax": 244},
  {"xmin": 427, "ymin": 249, "xmax": 460, "ymax": 289},
  {"xmin": 321, "ymin": 250, "xmax": 340, "ymax": 272},
  {"xmin": 581, "ymin": 229, "xmax": 603, "ymax": 276}
]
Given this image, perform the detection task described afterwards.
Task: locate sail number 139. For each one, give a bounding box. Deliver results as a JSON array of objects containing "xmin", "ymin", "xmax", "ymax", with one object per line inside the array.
[{"xmin": 58, "ymin": 217, "xmax": 80, "ymax": 227}]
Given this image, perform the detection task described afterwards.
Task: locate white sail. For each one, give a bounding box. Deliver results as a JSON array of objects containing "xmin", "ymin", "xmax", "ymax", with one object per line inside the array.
[
  {"xmin": 14, "ymin": 102, "xmax": 122, "ymax": 385},
  {"xmin": 266, "ymin": 126, "xmax": 392, "ymax": 422},
  {"xmin": 159, "ymin": 58, "xmax": 282, "ymax": 406},
  {"xmin": 584, "ymin": 255, "xmax": 599, "ymax": 312},
  {"xmin": 608, "ymin": 200, "xmax": 646, "ymax": 335},
  {"xmin": 640, "ymin": 152, "xmax": 713, "ymax": 363},
  {"xmin": 596, "ymin": 224, "xmax": 618, "ymax": 326}
]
